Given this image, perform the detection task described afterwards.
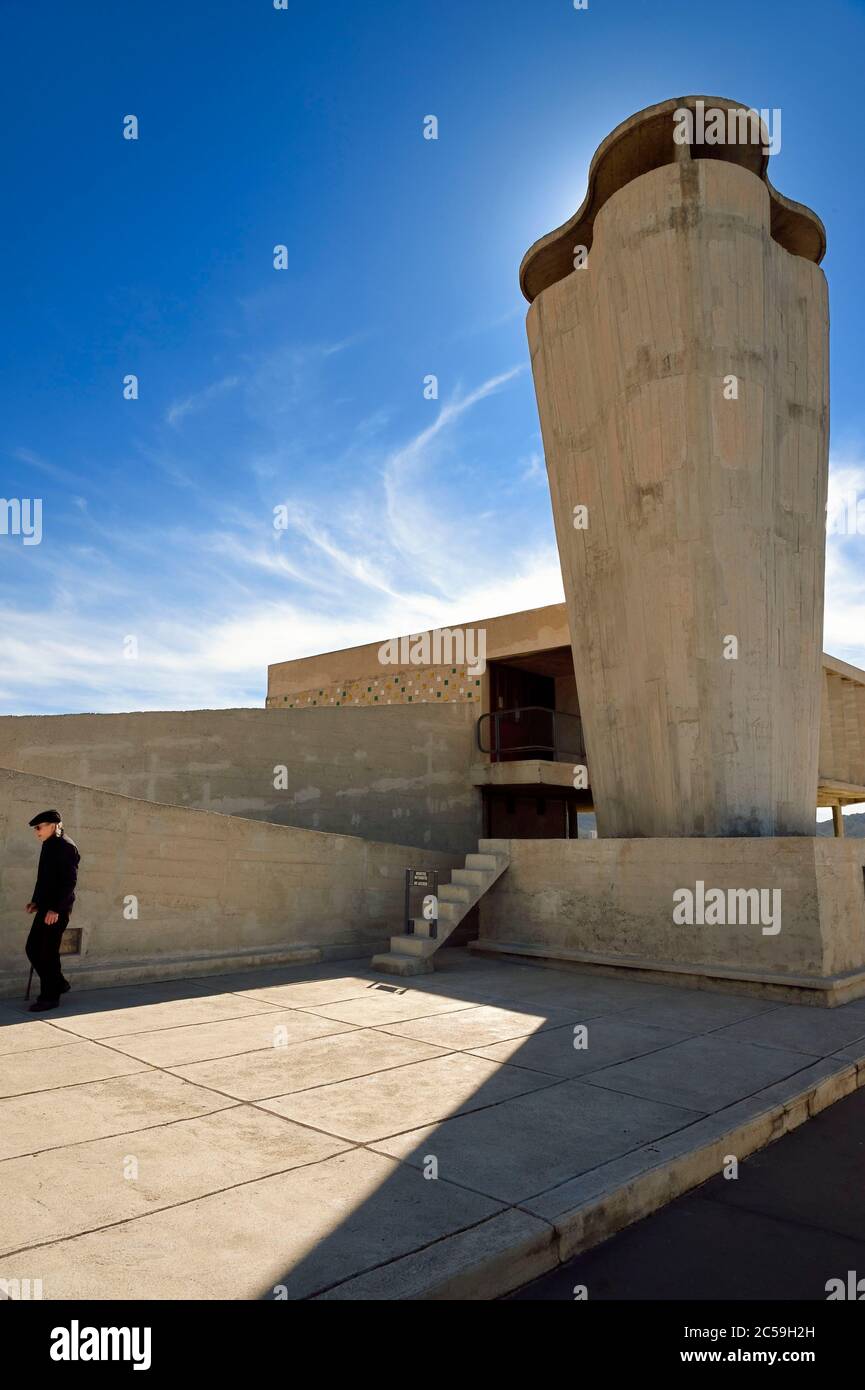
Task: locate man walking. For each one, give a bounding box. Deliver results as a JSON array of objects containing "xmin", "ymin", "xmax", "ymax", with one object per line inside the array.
[{"xmin": 24, "ymin": 809, "xmax": 80, "ymax": 1012}]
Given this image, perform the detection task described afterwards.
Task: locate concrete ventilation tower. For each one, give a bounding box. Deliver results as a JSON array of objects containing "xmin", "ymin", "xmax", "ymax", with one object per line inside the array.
[{"xmin": 521, "ymin": 97, "xmax": 829, "ymax": 838}]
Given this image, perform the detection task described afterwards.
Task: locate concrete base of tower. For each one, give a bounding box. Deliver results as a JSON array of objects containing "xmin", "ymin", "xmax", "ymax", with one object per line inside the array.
[{"xmin": 473, "ymin": 836, "xmax": 865, "ymax": 1007}]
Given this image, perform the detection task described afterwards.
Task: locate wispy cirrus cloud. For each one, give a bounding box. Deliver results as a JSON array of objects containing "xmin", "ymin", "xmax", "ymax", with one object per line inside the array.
[
  {"xmin": 166, "ymin": 375, "xmax": 240, "ymax": 427},
  {"xmin": 0, "ymin": 360, "xmax": 561, "ymax": 713}
]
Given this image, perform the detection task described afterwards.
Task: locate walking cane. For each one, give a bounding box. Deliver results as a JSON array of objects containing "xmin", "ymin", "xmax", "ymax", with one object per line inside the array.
[{"xmin": 25, "ymin": 965, "xmax": 34, "ymax": 1001}]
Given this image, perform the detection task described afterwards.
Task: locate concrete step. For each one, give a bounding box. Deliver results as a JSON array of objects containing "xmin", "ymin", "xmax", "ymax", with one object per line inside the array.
[
  {"xmin": 372, "ymin": 838, "xmax": 509, "ymax": 976},
  {"xmin": 465, "ymin": 853, "xmax": 501, "ymax": 872},
  {"xmin": 407, "ymin": 918, "xmax": 438, "ymax": 939},
  {"xmin": 478, "ymin": 838, "xmax": 510, "ymax": 854},
  {"xmin": 389, "ymin": 934, "xmax": 435, "ymax": 958},
  {"xmin": 370, "ymin": 951, "xmax": 434, "ymax": 977},
  {"xmin": 452, "ymin": 868, "xmax": 486, "ymax": 887},
  {"xmin": 437, "ymin": 901, "xmax": 462, "ymax": 922},
  {"xmin": 439, "ymin": 883, "xmax": 472, "ymax": 903}
]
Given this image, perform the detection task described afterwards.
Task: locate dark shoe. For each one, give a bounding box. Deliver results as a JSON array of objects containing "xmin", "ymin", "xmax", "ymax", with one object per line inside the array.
[
  {"xmin": 29, "ymin": 999, "xmax": 59, "ymax": 1012},
  {"xmin": 60, "ymin": 979, "xmax": 71, "ymax": 994}
]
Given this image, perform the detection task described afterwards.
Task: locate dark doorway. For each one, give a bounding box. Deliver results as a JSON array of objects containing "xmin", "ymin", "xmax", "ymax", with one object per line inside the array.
[
  {"xmin": 486, "ymin": 792, "xmax": 567, "ymax": 839},
  {"xmin": 489, "ymin": 661, "xmax": 555, "ymax": 714},
  {"xmin": 487, "ymin": 661, "xmax": 556, "ymax": 762}
]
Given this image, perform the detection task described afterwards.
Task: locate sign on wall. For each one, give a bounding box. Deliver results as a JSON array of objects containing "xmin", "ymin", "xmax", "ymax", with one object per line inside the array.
[{"xmin": 405, "ymin": 868, "xmax": 438, "ymax": 938}]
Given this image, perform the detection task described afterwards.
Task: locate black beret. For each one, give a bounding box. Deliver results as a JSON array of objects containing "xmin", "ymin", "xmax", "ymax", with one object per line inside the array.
[{"xmin": 28, "ymin": 809, "xmax": 62, "ymax": 827}]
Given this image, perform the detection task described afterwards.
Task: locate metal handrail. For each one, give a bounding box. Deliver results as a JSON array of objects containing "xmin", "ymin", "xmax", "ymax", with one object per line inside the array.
[{"xmin": 476, "ymin": 706, "xmax": 586, "ymax": 764}]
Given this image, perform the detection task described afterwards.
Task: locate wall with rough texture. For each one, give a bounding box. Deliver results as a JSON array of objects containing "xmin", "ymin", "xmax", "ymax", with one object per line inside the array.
[
  {"xmin": 0, "ymin": 703, "xmax": 481, "ymax": 855},
  {"xmin": 477, "ymin": 836, "xmax": 865, "ymax": 990},
  {"xmin": 0, "ymin": 768, "xmax": 461, "ymax": 996},
  {"xmin": 266, "ymin": 603, "xmax": 571, "ymax": 704},
  {"xmin": 528, "ymin": 158, "xmax": 829, "ymax": 837},
  {"xmin": 273, "ymin": 663, "xmax": 483, "ymax": 710}
]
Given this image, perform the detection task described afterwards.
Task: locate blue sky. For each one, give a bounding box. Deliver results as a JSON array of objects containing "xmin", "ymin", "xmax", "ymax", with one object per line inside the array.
[{"xmin": 1, "ymin": 0, "xmax": 864, "ymax": 715}]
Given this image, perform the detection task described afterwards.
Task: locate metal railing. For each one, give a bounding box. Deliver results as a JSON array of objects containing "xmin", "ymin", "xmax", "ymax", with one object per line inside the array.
[{"xmin": 476, "ymin": 706, "xmax": 586, "ymax": 764}]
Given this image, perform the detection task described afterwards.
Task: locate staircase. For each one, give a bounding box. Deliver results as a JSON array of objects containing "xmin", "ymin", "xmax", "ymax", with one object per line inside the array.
[{"xmin": 371, "ymin": 839, "xmax": 510, "ymax": 976}]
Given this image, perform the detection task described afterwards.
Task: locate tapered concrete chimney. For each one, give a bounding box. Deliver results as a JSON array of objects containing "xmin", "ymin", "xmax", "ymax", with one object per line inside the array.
[{"xmin": 522, "ymin": 97, "xmax": 829, "ymax": 837}]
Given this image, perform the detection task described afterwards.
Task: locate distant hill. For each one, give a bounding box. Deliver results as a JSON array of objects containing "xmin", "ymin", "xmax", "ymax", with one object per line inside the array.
[{"xmin": 816, "ymin": 811, "xmax": 865, "ymax": 837}]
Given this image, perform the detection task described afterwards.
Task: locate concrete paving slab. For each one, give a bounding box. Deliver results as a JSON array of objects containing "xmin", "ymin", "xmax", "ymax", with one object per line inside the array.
[
  {"xmin": 316, "ymin": 1208, "xmax": 556, "ymax": 1300},
  {"xmin": 832, "ymin": 1036, "xmax": 865, "ymax": 1064},
  {"xmin": 0, "ymin": 1148, "xmax": 504, "ymax": 1300},
  {"xmin": 613, "ymin": 992, "xmax": 782, "ymax": 1034},
  {"xmin": 418, "ymin": 965, "xmax": 645, "ymax": 1010},
  {"xmin": 391, "ymin": 971, "xmax": 548, "ymax": 1008},
  {"xmin": 378, "ymin": 1002, "xmax": 586, "ymax": 1051},
  {"xmin": 4, "ymin": 953, "xmax": 864, "ymax": 1301},
  {"xmin": 0, "ymin": 1017, "xmax": 87, "ymax": 1057},
  {"xmin": 186, "ymin": 960, "xmax": 369, "ymax": 993},
  {"xmin": 829, "ymin": 994, "xmax": 865, "ymax": 1019},
  {"xmin": 519, "ymin": 1056, "xmax": 860, "ymax": 1263},
  {"xmin": 505, "ymin": 974, "xmax": 692, "ymax": 1010},
  {"xmin": 713, "ymin": 1005, "xmax": 865, "ymax": 1057},
  {"xmin": 470, "ymin": 1017, "xmax": 693, "ymax": 1077},
  {"xmin": 229, "ymin": 973, "xmax": 382, "ymax": 1009},
  {"xmin": 42, "ymin": 991, "xmax": 282, "ymax": 1040},
  {"xmin": 372, "ymin": 1079, "xmax": 702, "ymax": 1203},
  {"xmin": 106, "ymin": 1008, "xmax": 357, "ymax": 1067},
  {"xmin": 0, "ymin": 1106, "xmax": 350, "ymax": 1256},
  {"xmin": 0, "ymin": 1071, "xmax": 237, "ymax": 1160},
  {"xmin": 168, "ymin": 1028, "xmax": 449, "ymax": 1100},
  {"xmin": 297, "ymin": 988, "xmax": 480, "ymax": 1027},
  {"xmin": 1, "ymin": 978, "xmax": 217, "ymax": 1021},
  {"xmin": 259, "ymin": 1053, "xmax": 558, "ymax": 1142},
  {"xmin": 583, "ymin": 1033, "xmax": 821, "ymax": 1112},
  {"xmin": 0, "ymin": 1039, "xmax": 151, "ymax": 1097}
]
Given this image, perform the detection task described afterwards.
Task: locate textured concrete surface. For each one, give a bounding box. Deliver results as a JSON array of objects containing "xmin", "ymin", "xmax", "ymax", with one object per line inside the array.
[
  {"xmin": 0, "ymin": 702, "xmax": 481, "ymax": 853},
  {"xmin": 2, "ymin": 950, "xmax": 865, "ymax": 1300},
  {"xmin": 510, "ymin": 1082, "xmax": 865, "ymax": 1300},
  {"xmin": 476, "ymin": 835, "xmax": 865, "ymax": 1000},
  {"xmin": 0, "ymin": 766, "xmax": 460, "ymax": 994},
  {"xmin": 525, "ymin": 101, "xmax": 829, "ymax": 837}
]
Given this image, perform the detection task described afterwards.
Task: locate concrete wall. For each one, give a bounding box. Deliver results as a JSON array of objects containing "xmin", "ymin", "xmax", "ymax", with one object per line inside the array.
[
  {"xmin": 266, "ymin": 603, "xmax": 571, "ymax": 705},
  {"xmin": 266, "ymin": 597, "xmax": 865, "ymax": 803},
  {"xmin": 820, "ymin": 657, "xmax": 865, "ymax": 789},
  {"xmin": 0, "ymin": 768, "xmax": 461, "ymax": 996},
  {"xmin": 0, "ymin": 704, "xmax": 481, "ymax": 855},
  {"xmin": 477, "ymin": 837, "xmax": 865, "ymax": 994}
]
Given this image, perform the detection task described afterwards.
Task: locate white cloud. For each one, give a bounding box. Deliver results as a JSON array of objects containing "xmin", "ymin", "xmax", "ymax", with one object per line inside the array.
[
  {"xmin": 824, "ymin": 451, "xmax": 865, "ymax": 669},
  {"xmin": 7, "ymin": 383, "xmax": 863, "ymax": 719},
  {"xmin": 166, "ymin": 375, "xmax": 240, "ymax": 427}
]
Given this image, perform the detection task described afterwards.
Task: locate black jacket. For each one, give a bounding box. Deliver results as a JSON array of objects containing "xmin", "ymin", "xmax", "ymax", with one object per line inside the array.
[{"xmin": 31, "ymin": 833, "xmax": 80, "ymax": 915}]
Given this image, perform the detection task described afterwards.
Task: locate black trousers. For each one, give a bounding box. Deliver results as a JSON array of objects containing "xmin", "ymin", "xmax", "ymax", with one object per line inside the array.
[{"xmin": 25, "ymin": 911, "xmax": 70, "ymax": 1003}]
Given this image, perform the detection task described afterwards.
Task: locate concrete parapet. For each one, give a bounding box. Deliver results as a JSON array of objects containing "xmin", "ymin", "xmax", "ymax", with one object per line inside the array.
[
  {"xmin": 0, "ymin": 767, "xmax": 460, "ymax": 997},
  {"xmin": 476, "ymin": 836, "xmax": 865, "ymax": 1004}
]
